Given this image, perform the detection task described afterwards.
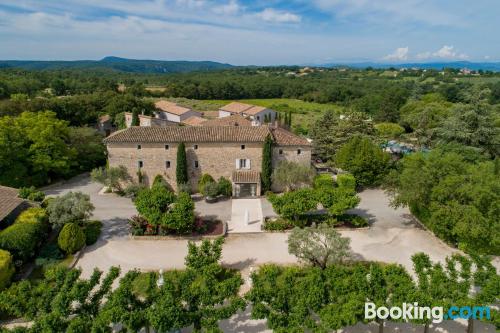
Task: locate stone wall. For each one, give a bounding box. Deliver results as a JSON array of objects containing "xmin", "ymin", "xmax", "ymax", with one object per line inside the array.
[
  {"xmin": 272, "ymin": 145, "xmax": 312, "ymax": 167},
  {"xmin": 107, "ymin": 142, "xmax": 264, "ymax": 192}
]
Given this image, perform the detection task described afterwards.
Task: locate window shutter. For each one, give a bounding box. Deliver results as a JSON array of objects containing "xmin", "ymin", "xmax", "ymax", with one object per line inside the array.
[
  {"xmin": 235, "ymin": 159, "xmax": 240, "ymax": 169},
  {"xmin": 246, "ymin": 159, "xmax": 251, "ymax": 169}
]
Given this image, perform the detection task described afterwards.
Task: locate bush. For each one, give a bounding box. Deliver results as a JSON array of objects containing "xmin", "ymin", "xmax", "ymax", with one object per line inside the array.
[
  {"xmin": 35, "ymin": 243, "xmax": 64, "ymax": 267},
  {"xmin": 217, "ymin": 177, "xmax": 232, "ymax": 197},
  {"xmin": 46, "ymin": 192, "xmax": 94, "ymax": 227},
  {"xmin": 375, "ymin": 122, "xmax": 405, "ymax": 138},
  {"xmin": 0, "ymin": 219, "xmax": 47, "ymax": 262},
  {"xmin": 135, "ymin": 185, "xmax": 176, "ymax": 226},
  {"xmin": 336, "ymin": 174, "xmax": 356, "ymax": 191},
  {"xmin": 198, "ymin": 174, "xmax": 215, "ymax": 195},
  {"xmin": 0, "ymin": 249, "xmax": 14, "ymax": 290},
  {"xmin": 91, "ymin": 166, "xmax": 131, "ymax": 193},
  {"xmin": 262, "ymin": 218, "xmax": 294, "ymax": 231},
  {"xmin": 58, "ymin": 223, "xmax": 86, "ymax": 254},
  {"xmin": 163, "ymin": 192, "xmax": 195, "ymax": 234},
  {"xmin": 83, "ymin": 220, "xmax": 102, "ymax": 245},
  {"xmin": 338, "ymin": 214, "xmax": 368, "ymax": 227},
  {"xmin": 204, "ymin": 182, "xmax": 219, "ymax": 198},
  {"xmin": 18, "ymin": 186, "xmax": 45, "ymax": 202},
  {"xmin": 16, "ymin": 207, "xmax": 48, "ymax": 225},
  {"xmin": 123, "ymin": 183, "xmax": 146, "ymax": 199},
  {"xmin": 128, "ymin": 215, "xmax": 148, "ymax": 236},
  {"xmin": 177, "ymin": 183, "xmax": 191, "ymax": 194},
  {"xmin": 152, "ymin": 175, "xmax": 171, "ymax": 190},
  {"xmin": 41, "ymin": 197, "xmax": 54, "ymax": 208},
  {"xmin": 313, "ymin": 174, "xmax": 334, "ymax": 189}
]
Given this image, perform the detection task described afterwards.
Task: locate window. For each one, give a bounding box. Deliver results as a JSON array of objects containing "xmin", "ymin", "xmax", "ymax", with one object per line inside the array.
[
  {"xmin": 165, "ymin": 144, "xmax": 169, "ymax": 150},
  {"xmin": 256, "ymin": 116, "xmax": 260, "ymax": 121},
  {"xmin": 241, "ymin": 144, "xmax": 245, "ymax": 150},
  {"xmin": 138, "ymin": 161, "xmax": 143, "ymax": 168},
  {"xmin": 194, "ymin": 161, "xmax": 199, "ymax": 168},
  {"xmin": 193, "ymin": 144, "xmax": 198, "ymax": 150},
  {"xmin": 237, "ymin": 159, "xmax": 250, "ymax": 170},
  {"xmin": 297, "ymin": 149, "xmax": 301, "ymax": 155},
  {"xmin": 166, "ymin": 161, "xmax": 171, "ymax": 169},
  {"xmin": 137, "ymin": 144, "xmax": 142, "ymax": 150},
  {"xmin": 279, "ymin": 149, "xmax": 283, "ymax": 155}
]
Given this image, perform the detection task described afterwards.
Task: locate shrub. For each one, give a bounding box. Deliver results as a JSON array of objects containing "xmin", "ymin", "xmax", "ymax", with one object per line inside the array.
[
  {"xmin": 41, "ymin": 197, "xmax": 54, "ymax": 208},
  {"xmin": 198, "ymin": 174, "xmax": 215, "ymax": 195},
  {"xmin": 84, "ymin": 220, "xmax": 102, "ymax": 245},
  {"xmin": 152, "ymin": 175, "xmax": 171, "ymax": 190},
  {"xmin": 16, "ymin": 207, "xmax": 48, "ymax": 225},
  {"xmin": 204, "ymin": 182, "xmax": 219, "ymax": 198},
  {"xmin": 262, "ymin": 218, "xmax": 293, "ymax": 231},
  {"xmin": 46, "ymin": 192, "xmax": 94, "ymax": 227},
  {"xmin": 128, "ymin": 215, "xmax": 148, "ymax": 236},
  {"xmin": 35, "ymin": 243, "xmax": 64, "ymax": 267},
  {"xmin": 313, "ymin": 174, "xmax": 334, "ymax": 189},
  {"xmin": 91, "ymin": 165, "xmax": 131, "ymax": 193},
  {"xmin": 336, "ymin": 174, "xmax": 356, "ymax": 191},
  {"xmin": 338, "ymin": 214, "xmax": 368, "ymax": 227},
  {"xmin": 58, "ymin": 223, "xmax": 86, "ymax": 254},
  {"xmin": 163, "ymin": 192, "xmax": 195, "ymax": 234},
  {"xmin": 123, "ymin": 183, "xmax": 147, "ymax": 199},
  {"xmin": 135, "ymin": 185, "xmax": 176, "ymax": 226},
  {"xmin": 375, "ymin": 122, "xmax": 405, "ymax": 138},
  {"xmin": 217, "ymin": 177, "xmax": 232, "ymax": 197},
  {"xmin": 18, "ymin": 186, "xmax": 45, "ymax": 202},
  {"xmin": 0, "ymin": 219, "xmax": 47, "ymax": 262},
  {"xmin": 272, "ymin": 161, "xmax": 316, "ymax": 192},
  {"xmin": 177, "ymin": 183, "xmax": 191, "ymax": 194},
  {"xmin": 0, "ymin": 249, "xmax": 14, "ymax": 290}
]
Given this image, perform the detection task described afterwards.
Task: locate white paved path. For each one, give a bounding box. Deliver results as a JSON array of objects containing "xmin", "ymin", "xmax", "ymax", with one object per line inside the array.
[{"xmin": 229, "ymin": 199, "xmax": 263, "ymax": 233}]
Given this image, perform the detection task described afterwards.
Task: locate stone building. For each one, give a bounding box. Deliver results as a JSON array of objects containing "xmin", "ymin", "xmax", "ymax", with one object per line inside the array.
[
  {"xmin": 104, "ymin": 125, "xmax": 311, "ymax": 197},
  {"xmin": 219, "ymin": 102, "xmax": 276, "ymax": 124},
  {"xmin": 155, "ymin": 100, "xmax": 202, "ymax": 123}
]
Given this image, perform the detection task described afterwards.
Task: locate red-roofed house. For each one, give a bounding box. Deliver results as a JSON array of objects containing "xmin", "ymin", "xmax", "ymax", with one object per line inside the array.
[
  {"xmin": 219, "ymin": 102, "xmax": 276, "ymax": 124},
  {"xmin": 155, "ymin": 100, "xmax": 202, "ymax": 123}
]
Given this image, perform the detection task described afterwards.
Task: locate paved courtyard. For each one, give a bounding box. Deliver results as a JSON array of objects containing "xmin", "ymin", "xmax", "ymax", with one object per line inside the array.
[{"xmin": 229, "ymin": 199, "xmax": 263, "ymax": 233}]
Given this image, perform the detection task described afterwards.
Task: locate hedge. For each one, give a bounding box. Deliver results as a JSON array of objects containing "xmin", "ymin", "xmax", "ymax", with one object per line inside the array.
[
  {"xmin": 0, "ymin": 249, "xmax": 14, "ymax": 290},
  {"xmin": 84, "ymin": 220, "xmax": 102, "ymax": 245},
  {"xmin": 0, "ymin": 207, "xmax": 49, "ymax": 262}
]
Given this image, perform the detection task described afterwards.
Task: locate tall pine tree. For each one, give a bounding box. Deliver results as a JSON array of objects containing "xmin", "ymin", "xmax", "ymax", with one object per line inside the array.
[
  {"xmin": 176, "ymin": 142, "xmax": 188, "ymax": 186},
  {"xmin": 261, "ymin": 135, "xmax": 273, "ymax": 193}
]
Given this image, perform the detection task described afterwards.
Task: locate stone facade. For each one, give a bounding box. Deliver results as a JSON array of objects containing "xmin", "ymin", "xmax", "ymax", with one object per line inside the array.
[
  {"xmin": 107, "ymin": 141, "xmax": 265, "ymax": 193},
  {"xmin": 272, "ymin": 146, "xmax": 311, "ymax": 167}
]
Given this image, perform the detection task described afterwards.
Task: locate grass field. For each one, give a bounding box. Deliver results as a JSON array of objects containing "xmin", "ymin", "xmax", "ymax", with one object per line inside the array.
[{"xmin": 152, "ymin": 97, "xmax": 344, "ymax": 133}]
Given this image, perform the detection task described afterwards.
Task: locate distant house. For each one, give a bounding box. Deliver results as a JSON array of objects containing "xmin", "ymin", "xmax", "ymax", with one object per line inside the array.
[
  {"xmin": 96, "ymin": 115, "xmax": 116, "ymax": 136},
  {"xmin": 219, "ymin": 102, "xmax": 276, "ymax": 124},
  {"xmin": 202, "ymin": 114, "xmax": 252, "ymax": 127},
  {"xmin": 0, "ymin": 186, "xmax": 31, "ymax": 229},
  {"xmin": 124, "ymin": 112, "xmax": 177, "ymax": 128},
  {"xmin": 155, "ymin": 100, "xmax": 202, "ymax": 123},
  {"xmin": 182, "ymin": 116, "xmax": 207, "ymax": 126}
]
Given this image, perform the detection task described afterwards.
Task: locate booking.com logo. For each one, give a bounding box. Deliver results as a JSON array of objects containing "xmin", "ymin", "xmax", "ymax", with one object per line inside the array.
[{"xmin": 365, "ymin": 302, "xmax": 491, "ymax": 323}]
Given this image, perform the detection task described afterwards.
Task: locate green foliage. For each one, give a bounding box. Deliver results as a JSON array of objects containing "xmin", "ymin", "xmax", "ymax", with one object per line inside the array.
[
  {"xmin": 123, "ymin": 183, "xmax": 147, "ymax": 199},
  {"xmin": 91, "ymin": 165, "xmax": 131, "ymax": 193},
  {"xmin": 288, "ymin": 224, "xmax": 352, "ymax": 269},
  {"xmin": 185, "ymin": 237, "xmax": 224, "ymax": 270},
  {"xmin": 388, "ymin": 149, "xmax": 500, "ymax": 254},
  {"xmin": 203, "ymin": 181, "xmax": 219, "ymax": 198},
  {"xmin": 335, "ymin": 135, "xmax": 391, "ymax": 186},
  {"xmin": 267, "ymin": 188, "xmax": 318, "ymax": 222},
  {"xmin": 46, "ymin": 191, "xmax": 94, "ymax": 227},
  {"xmin": 313, "ymin": 174, "xmax": 334, "ymax": 189},
  {"xmin": 198, "ymin": 173, "xmax": 215, "ymax": 195},
  {"xmin": 336, "ymin": 173, "xmax": 356, "ymax": 190},
  {"xmin": 18, "ymin": 186, "xmax": 45, "ymax": 202},
  {"xmin": 0, "ymin": 249, "xmax": 14, "ymax": 290},
  {"xmin": 131, "ymin": 109, "xmax": 139, "ymax": 126},
  {"xmin": 176, "ymin": 142, "xmax": 188, "ymax": 186},
  {"xmin": 152, "ymin": 174, "xmax": 169, "ymax": 189},
  {"xmin": 134, "ymin": 184, "xmax": 176, "ymax": 226},
  {"xmin": 261, "ymin": 134, "xmax": 273, "ymax": 193},
  {"xmin": 316, "ymin": 187, "xmax": 360, "ymax": 216},
  {"xmin": 58, "ymin": 223, "xmax": 86, "ymax": 254},
  {"xmin": 67, "ymin": 127, "xmax": 106, "ymax": 173},
  {"xmin": 83, "ymin": 220, "xmax": 102, "ymax": 245},
  {"xmin": 271, "ymin": 160, "xmax": 315, "ymax": 192},
  {"xmin": 262, "ymin": 217, "xmax": 294, "ymax": 231},
  {"xmin": 310, "ymin": 110, "xmax": 375, "ymax": 161},
  {"xmin": 216, "ymin": 176, "xmax": 232, "ymax": 197},
  {"xmin": 0, "ymin": 211, "xmax": 48, "ymax": 262},
  {"xmin": 163, "ymin": 192, "xmax": 195, "ymax": 234},
  {"xmin": 15, "ymin": 207, "xmax": 48, "ymax": 225},
  {"xmin": 374, "ymin": 122, "xmax": 405, "ymax": 139},
  {"xmin": 339, "ymin": 214, "xmax": 369, "ymax": 227}
]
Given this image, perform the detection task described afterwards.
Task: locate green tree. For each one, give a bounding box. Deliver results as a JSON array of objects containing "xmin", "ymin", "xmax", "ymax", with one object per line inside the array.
[
  {"xmin": 46, "ymin": 192, "xmax": 95, "ymax": 228},
  {"xmin": 198, "ymin": 173, "xmax": 215, "ymax": 195},
  {"xmin": 261, "ymin": 134, "xmax": 273, "ymax": 193},
  {"xmin": 163, "ymin": 192, "xmax": 195, "ymax": 233},
  {"xmin": 91, "ymin": 165, "xmax": 131, "ymax": 193},
  {"xmin": 0, "ymin": 249, "xmax": 14, "ymax": 290},
  {"xmin": 287, "ymin": 224, "xmax": 352, "ymax": 269},
  {"xmin": 374, "ymin": 122, "xmax": 405, "ymax": 139},
  {"xmin": 134, "ymin": 184, "xmax": 176, "ymax": 227},
  {"xmin": 67, "ymin": 127, "xmax": 106, "ymax": 172},
  {"xmin": 271, "ymin": 160, "xmax": 315, "ymax": 192},
  {"xmin": 176, "ymin": 142, "xmax": 188, "ymax": 186},
  {"xmin": 131, "ymin": 109, "xmax": 139, "ymax": 126},
  {"xmin": 58, "ymin": 223, "xmax": 86, "ymax": 254},
  {"xmin": 335, "ymin": 135, "xmax": 390, "ymax": 186},
  {"xmin": 267, "ymin": 188, "xmax": 318, "ymax": 223},
  {"xmin": 217, "ymin": 176, "xmax": 232, "ymax": 197}
]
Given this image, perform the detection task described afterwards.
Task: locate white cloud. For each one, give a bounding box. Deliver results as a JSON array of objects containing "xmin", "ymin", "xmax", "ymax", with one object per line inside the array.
[
  {"xmin": 484, "ymin": 55, "xmax": 491, "ymax": 60},
  {"xmin": 383, "ymin": 47, "xmax": 409, "ymax": 61},
  {"xmin": 416, "ymin": 45, "xmax": 468, "ymax": 60},
  {"xmin": 213, "ymin": 0, "xmax": 241, "ymax": 15},
  {"xmin": 257, "ymin": 8, "xmax": 301, "ymax": 23}
]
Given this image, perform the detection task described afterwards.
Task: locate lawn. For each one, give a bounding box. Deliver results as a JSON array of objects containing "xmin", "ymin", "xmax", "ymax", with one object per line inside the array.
[{"xmin": 148, "ymin": 97, "xmax": 345, "ymax": 134}]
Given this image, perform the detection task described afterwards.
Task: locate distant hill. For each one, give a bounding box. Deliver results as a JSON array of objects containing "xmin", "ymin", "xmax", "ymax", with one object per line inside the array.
[
  {"xmin": 320, "ymin": 61, "xmax": 500, "ymax": 72},
  {"xmin": 0, "ymin": 56, "xmax": 234, "ymax": 73}
]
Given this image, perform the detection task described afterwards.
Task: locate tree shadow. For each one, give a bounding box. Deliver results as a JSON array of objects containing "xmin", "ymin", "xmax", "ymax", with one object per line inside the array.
[
  {"xmin": 346, "ymin": 208, "xmax": 377, "ymax": 225},
  {"xmin": 217, "ymin": 306, "xmax": 270, "ymax": 333},
  {"xmin": 42, "ymin": 173, "xmax": 93, "ymax": 196},
  {"xmin": 223, "ymin": 258, "xmax": 257, "ymax": 271}
]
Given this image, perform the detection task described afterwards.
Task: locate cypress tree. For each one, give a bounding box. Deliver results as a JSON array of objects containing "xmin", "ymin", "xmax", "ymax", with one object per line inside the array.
[
  {"xmin": 261, "ymin": 135, "xmax": 273, "ymax": 193},
  {"xmin": 131, "ymin": 109, "xmax": 139, "ymax": 126},
  {"xmin": 288, "ymin": 111, "xmax": 292, "ymax": 127},
  {"xmin": 176, "ymin": 142, "xmax": 188, "ymax": 186}
]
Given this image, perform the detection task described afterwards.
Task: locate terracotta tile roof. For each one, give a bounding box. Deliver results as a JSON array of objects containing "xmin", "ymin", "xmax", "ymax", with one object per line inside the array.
[
  {"xmin": 104, "ymin": 126, "xmax": 271, "ymax": 144},
  {"xmin": 232, "ymin": 170, "xmax": 261, "ymax": 183},
  {"xmin": 202, "ymin": 114, "xmax": 252, "ymax": 127},
  {"xmin": 202, "ymin": 111, "xmax": 219, "ymax": 119},
  {"xmin": 270, "ymin": 127, "xmax": 311, "ymax": 146},
  {"xmin": 0, "ymin": 186, "xmax": 23, "ymax": 222},
  {"xmin": 155, "ymin": 100, "xmax": 192, "ymax": 116},
  {"xmin": 182, "ymin": 116, "xmax": 207, "ymax": 126},
  {"xmin": 220, "ymin": 102, "xmax": 254, "ymax": 114},
  {"xmin": 244, "ymin": 105, "xmax": 267, "ymax": 116}
]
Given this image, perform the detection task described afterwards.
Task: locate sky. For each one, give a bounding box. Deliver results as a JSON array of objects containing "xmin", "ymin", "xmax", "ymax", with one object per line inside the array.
[{"xmin": 0, "ymin": 0, "xmax": 498, "ymax": 65}]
